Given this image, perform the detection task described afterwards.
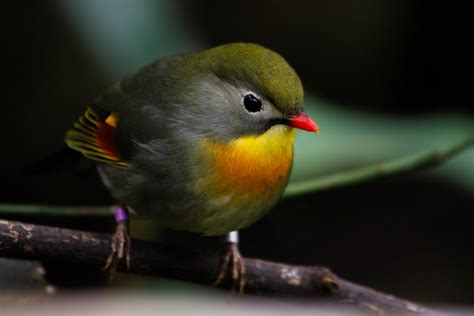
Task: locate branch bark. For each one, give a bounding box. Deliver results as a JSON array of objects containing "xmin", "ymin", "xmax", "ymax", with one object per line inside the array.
[{"xmin": 0, "ymin": 219, "xmax": 433, "ymax": 314}]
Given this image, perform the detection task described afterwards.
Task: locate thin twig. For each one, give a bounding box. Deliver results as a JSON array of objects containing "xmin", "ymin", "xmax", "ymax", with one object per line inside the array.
[
  {"xmin": 0, "ymin": 219, "xmax": 433, "ymax": 314},
  {"xmin": 0, "ymin": 204, "xmax": 114, "ymax": 217},
  {"xmin": 2, "ymin": 136, "xmax": 472, "ymax": 219},
  {"xmin": 284, "ymin": 136, "xmax": 473, "ymax": 197},
  {"xmin": 0, "ymin": 137, "xmax": 471, "ymax": 217}
]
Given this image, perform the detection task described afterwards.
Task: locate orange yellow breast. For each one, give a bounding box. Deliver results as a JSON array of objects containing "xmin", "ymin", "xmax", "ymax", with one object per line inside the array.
[{"xmin": 200, "ymin": 125, "xmax": 295, "ymax": 196}]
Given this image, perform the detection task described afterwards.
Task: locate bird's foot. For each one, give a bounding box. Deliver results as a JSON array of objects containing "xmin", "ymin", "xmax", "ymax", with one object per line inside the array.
[
  {"xmin": 213, "ymin": 232, "xmax": 246, "ymax": 294},
  {"xmin": 103, "ymin": 206, "xmax": 131, "ymax": 280}
]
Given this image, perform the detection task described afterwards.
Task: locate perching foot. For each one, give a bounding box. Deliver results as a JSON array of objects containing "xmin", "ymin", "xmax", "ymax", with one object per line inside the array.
[
  {"xmin": 213, "ymin": 231, "xmax": 246, "ymax": 294},
  {"xmin": 103, "ymin": 206, "xmax": 131, "ymax": 280}
]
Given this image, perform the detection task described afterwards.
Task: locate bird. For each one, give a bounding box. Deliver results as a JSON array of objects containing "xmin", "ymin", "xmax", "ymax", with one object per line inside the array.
[{"xmin": 65, "ymin": 42, "xmax": 318, "ymax": 292}]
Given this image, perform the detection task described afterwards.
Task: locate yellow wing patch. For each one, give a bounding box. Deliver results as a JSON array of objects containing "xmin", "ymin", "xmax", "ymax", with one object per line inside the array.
[{"xmin": 65, "ymin": 107, "xmax": 129, "ymax": 168}]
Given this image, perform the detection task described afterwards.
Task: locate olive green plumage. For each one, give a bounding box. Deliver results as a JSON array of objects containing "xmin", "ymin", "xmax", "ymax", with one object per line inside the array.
[
  {"xmin": 200, "ymin": 43, "xmax": 304, "ymax": 114},
  {"xmin": 67, "ymin": 43, "xmax": 311, "ymax": 235}
]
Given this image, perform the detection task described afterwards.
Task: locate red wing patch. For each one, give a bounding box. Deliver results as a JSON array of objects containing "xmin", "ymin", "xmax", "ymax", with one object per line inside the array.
[{"xmin": 65, "ymin": 107, "xmax": 129, "ymax": 168}]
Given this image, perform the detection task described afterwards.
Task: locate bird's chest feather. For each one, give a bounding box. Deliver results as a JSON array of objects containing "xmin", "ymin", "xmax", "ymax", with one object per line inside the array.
[
  {"xmin": 197, "ymin": 126, "xmax": 295, "ymax": 201},
  {"xmin": 172, "ymin": 125, "xmax": 295, "ymax": 235}
]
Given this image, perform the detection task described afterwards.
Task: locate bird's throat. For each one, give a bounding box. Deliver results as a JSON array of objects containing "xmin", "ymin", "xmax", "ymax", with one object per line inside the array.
[{"xmin": 200, "ymin": 125, "xmax": 295, "ymax": 196}]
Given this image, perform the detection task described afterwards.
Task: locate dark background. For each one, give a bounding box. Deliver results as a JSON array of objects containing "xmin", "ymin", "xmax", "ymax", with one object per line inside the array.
[{"xmin": 1, "ymin": 0, "xmax": 473, "ymax": 305}]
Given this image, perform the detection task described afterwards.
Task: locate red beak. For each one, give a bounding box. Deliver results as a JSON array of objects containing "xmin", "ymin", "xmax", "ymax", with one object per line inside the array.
[{"xmin": 288, "ymin": 112, "xmax": 319, "ymax": 133}]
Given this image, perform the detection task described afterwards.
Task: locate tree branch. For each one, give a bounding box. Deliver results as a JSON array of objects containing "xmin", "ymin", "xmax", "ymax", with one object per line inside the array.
[{"xmin": 0, "ymin": 219, "xmax": 433, "ymax": 314}]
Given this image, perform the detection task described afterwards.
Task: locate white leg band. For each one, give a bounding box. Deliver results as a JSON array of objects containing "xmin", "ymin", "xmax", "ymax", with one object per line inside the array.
[{"xmin": 225, "ymin": 231, "xmax": 239, "ymax": 244}]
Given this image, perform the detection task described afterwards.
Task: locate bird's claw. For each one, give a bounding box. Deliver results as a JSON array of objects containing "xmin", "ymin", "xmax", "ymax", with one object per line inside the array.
[
  {"xmin": 213, "ymin": 243, "xmax": 246, "ymax": 294},
  {"xmin": 103, "ymin": 221, "xmax": 131, "ymax": 280}
]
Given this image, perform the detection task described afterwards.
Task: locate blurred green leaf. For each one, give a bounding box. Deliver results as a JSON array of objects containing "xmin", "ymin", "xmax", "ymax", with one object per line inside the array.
[{"xmin": 291, "ymin": 95, "xmax": 474, "ymax": 193}]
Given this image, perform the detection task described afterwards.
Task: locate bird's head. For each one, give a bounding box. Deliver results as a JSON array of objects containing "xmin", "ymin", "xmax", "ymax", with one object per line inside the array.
[{"xmin": 174, "ymin": 43, "xmax": 318, "ymax": 141}]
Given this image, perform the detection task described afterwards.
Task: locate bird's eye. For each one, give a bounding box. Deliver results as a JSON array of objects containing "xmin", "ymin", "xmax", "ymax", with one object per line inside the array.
[{"xmin": 243, "ymin": 94, "xmax": 263, "ymax": 113}]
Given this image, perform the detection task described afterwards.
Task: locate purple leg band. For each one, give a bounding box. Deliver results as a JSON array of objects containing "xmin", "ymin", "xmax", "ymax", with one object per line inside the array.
[{"xmin": 115, "ymin": 206, "xmax": 129, "ymax": 223}]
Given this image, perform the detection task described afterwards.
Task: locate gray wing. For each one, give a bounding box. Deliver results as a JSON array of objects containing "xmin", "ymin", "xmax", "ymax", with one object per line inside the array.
[{"xmin": 93, "ymin": 59, "xmax": 202, "ymax": 216}]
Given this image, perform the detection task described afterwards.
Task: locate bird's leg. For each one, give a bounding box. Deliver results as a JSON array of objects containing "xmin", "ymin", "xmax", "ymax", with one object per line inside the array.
[
  {"xmin": 103, "ymin": 205, "xmax": 131, "ymax": 279},
  {"xmin": 213, "ymin": 230, "xmax": 246, "ymax": 294}
]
